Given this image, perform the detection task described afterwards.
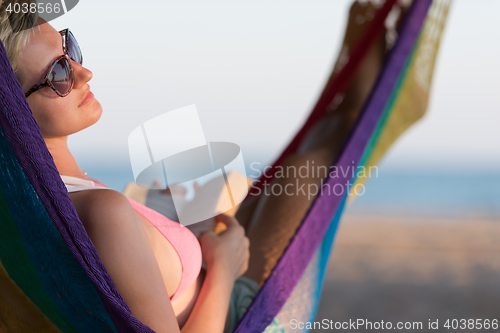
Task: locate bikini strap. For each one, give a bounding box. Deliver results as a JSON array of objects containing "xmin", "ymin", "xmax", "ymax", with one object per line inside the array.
[{"xmin": 60, "ymin": 175, "xmax": 111, "ymax": 193}]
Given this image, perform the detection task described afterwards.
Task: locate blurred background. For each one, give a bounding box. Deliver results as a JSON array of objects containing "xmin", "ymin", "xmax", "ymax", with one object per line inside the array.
[{"xmin": 52, "ymin": 0, "xmax": 499, "ymax": 331}]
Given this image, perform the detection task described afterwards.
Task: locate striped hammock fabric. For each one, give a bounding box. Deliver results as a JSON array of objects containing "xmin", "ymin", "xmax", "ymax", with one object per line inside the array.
[
  {"xmin": 0, "ymin": 1, "xmax": 448, "ymax": 332},
  {"xmin": 350, "ymin": 0, "xmax": 451, "ymax": 197},
  {"xmin": 236, "ymin": 0, "xmax": 449, "ymax": 331}
]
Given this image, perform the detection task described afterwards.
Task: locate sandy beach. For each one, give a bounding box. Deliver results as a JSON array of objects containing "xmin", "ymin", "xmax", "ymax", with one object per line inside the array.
[{"xmin": 311, "ymin": 214, "xmax": 500, "ymax": 332}]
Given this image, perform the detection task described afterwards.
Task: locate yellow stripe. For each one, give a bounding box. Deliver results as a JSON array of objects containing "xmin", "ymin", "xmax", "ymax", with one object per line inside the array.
[
  {"xmin": 350, "ymin": 0, "xmax": 451, "ymax": 197},
  {"xmin": 0, "ymin": 259, "xmax": 61, "ymax": 333}
]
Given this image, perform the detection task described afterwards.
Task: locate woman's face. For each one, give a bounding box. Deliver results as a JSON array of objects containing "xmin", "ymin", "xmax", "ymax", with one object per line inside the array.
[{"xmin": 19, "ymin": 20, "xmax": 102, "ymax": 139}]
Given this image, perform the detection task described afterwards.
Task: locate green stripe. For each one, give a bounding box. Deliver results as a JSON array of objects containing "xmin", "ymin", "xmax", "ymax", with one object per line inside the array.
[
  {"xmin": 0, "ymin": 186, "xmax": 79, "ymax": 332},
  {"xmin": 358, "ymin": 29, "xmax": 423, "ymax": 170}
]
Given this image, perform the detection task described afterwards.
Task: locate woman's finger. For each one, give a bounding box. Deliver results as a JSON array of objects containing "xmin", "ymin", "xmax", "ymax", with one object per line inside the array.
[
  {"xmin": 199, "ymin": 230, "xmax": 216, "ymax": 244},
  {"xmin": 215, "ymin": 214, "xmax": 240, "ymax": 229}
]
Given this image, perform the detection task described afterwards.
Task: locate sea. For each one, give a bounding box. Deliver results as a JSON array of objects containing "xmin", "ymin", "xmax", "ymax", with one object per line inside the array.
[{"xmin": 82, "ymin": 161, "xmax": 500, "ymax": 221}]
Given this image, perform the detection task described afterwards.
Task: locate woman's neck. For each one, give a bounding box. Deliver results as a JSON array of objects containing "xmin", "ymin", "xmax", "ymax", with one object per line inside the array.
[{"xmin": 44, "ymin": 136, "xmax": 87, "ymax": 178}]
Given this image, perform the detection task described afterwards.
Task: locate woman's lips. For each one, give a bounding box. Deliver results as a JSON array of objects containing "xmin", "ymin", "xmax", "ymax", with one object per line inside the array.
[{"xmin": 79, "ymin": 91, "xmax": 94, "ymax": 107}]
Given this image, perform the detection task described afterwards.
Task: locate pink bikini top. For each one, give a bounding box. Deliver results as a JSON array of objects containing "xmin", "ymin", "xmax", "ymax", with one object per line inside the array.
[{"xmin": 61, "ymin": 176, "xmax": 202, "ymax": 301}]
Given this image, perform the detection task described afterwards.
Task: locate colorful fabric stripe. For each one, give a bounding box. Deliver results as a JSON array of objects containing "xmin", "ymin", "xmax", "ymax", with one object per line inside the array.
[
  {"xmin": 0, "ymin": 184, "xmax": 61, "ymax": 333},
  {"xmin": 246, "ymin": 0, "xmax": 399, "ymax": 197},
  {"xmin": 234, "ymin": 1, "xmax": 434, "ymax": 331},
  {"xmin": 0, "ymin": 122, "xmax": 114, "ymax": 331},
  {"xmin": 351, "ymin": 0, "xmax": 451, "ymax": 196},
  {"xmin": 0, "ymin": 40, "xmax": 132, "ymax": 331},
  {"xmin": 0, "ymin": 260, "xmax": 60, "ymax": 332},
  {"xmin": 0, "ymin": 1, "xmax": 446, "ymax": 332},
  {"xmin": 273, "ymin": 196, "xmax": 347, "ymax": 332}
]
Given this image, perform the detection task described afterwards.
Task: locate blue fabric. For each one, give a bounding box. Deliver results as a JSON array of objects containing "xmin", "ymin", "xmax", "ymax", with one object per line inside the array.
[
  {"xmin": 0, "ymin": 38, "xmax": 125, "ymax": 331},
  {"xmin": 229, "ymin": 277, "xmax": 286, "ymax": 333},
  {"xmin": 272, "ymin": 196, "xmax": 347, "ymax": 333}
]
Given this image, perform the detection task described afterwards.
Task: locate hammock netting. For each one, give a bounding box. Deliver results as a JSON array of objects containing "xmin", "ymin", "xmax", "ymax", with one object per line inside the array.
[{"xmin": 0, "ymin": 1, "xmax": 449, "ymax": 332}]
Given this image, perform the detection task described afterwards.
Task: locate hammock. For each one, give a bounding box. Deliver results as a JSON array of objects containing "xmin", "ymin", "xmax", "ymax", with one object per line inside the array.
[{"xmin": 0, "ymin": 1, "xmax": 449, "ymax": 332}]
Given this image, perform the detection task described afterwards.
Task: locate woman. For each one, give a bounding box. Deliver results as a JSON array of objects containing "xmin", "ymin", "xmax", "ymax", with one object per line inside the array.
[{"xmin": 0, "ymin": 1, "xmax": 394, "ymax": 331}]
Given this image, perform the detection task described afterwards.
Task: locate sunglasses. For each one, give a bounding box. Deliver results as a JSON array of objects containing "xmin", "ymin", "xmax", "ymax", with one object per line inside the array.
[{"xmin": 24, "ymin": 29, "xmax": 83, "ymax": 98}]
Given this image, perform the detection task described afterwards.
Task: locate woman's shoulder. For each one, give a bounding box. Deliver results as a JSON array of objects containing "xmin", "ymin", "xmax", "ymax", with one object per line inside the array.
[{"xmin": 68, "ymin": 188, "xmax": 136, "ymax": 228}]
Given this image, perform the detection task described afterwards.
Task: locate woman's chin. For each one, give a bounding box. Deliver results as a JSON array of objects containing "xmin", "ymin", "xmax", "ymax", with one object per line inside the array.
[
  {"xmin": 73, "ymin": 104, "xmax": 102, "ymax": 134},
  {"xmin": 86, "ymin": 98, "xmax": 103, "ymax": 125}
]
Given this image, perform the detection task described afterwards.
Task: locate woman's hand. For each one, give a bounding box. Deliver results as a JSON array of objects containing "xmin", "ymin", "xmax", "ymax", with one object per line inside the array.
[
  {"xmin": 182, "ymin": 214, "xmax": 249, "ymax": 333},
  {"xmin": 199, "ymin": 214, "xmax": 250, "ymax": 282}
]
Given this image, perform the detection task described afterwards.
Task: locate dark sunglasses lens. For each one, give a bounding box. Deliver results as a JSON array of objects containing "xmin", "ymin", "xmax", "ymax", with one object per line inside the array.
[
  {"xmin": 67, "ymin": 31, "xmax": 83, "ymax": 65},
  {"xmin": 49, "ymin": 58, "xmax": 72, "ymax": 96}
]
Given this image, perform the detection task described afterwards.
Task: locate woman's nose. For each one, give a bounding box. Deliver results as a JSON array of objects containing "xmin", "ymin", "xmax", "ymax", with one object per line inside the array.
[{"xmin": 72, "ymin": 61, "xmax": 93, "ymax": 89}]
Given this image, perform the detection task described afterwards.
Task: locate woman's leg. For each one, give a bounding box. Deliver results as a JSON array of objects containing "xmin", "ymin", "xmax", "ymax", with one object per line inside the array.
[
  {"xmin": 236, "ymin": 0, "xmax": 389, "ymax": 231},
  {"xmin": 240, "ymin": 0, "xmax": 402, "ymax": 284}
]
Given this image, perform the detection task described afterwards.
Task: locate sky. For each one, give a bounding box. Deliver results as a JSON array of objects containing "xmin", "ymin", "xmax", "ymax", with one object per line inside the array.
[{"xmin": 50, "ymin": 0, "xmax": 500, "ymax": 173}]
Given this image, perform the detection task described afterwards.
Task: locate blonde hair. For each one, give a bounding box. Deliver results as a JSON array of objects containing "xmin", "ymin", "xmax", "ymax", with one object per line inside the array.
[{"xmin": 0, "ymin": 0, "xmax": 38, "ymax": 85}]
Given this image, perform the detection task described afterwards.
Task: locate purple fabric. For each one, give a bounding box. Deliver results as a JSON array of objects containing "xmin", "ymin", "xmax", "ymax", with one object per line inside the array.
[
  {"xmin": 234, "ymin": 1, "xmax": 432, "ymax": 332},
  {"xmin": 0, "ymin": 42, "xmax": 153, "ymax": 331},
  {"xmin": 0, "ymin": 0, "xmax": 430, "ymax": 331}
]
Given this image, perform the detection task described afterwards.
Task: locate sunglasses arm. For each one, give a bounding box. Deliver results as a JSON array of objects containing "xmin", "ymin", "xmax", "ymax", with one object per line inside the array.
[{"xmin": 24, "ymin": 81, "xmax": 47, "ymax": 98}]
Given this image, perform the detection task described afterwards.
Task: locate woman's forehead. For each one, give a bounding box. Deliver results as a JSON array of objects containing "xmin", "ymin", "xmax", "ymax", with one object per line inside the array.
[{"xmin": 31, "ymin": 21, "xmax": 60, "ymax": 47}]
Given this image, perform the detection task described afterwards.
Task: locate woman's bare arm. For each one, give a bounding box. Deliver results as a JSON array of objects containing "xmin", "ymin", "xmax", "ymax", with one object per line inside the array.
[
  {"xmin": 70, "ymin": 191, "xmax": 249, "ymax": 333},
  {"xmin": 71, "ymin": 189, "xmax": 180, "ymax": 332},
  {"xmin": 180, "ymin": 264, "xmax": 234, "ymax": 332},
  {"xmin": 181, "ymin": 215, "xmax": 249, "ymax": 333}
]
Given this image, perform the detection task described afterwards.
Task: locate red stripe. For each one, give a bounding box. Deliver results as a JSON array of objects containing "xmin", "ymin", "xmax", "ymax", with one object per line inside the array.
[{"xmin": 247, "ymin": 0, "xmax": 398, "ymax": 197}]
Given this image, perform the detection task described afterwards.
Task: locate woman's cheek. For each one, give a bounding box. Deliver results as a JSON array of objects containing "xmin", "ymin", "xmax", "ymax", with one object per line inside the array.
[
  {"xmin": 29, "ymin": 95, "xmax": 101, "ymax": 137},
  {"xmin": 29, "ymin": 106, "xmax": 53, "ymax": 134},
  {"xmin": 31, "ymin": 106, "xmax": 69, "ymax": 137}
]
